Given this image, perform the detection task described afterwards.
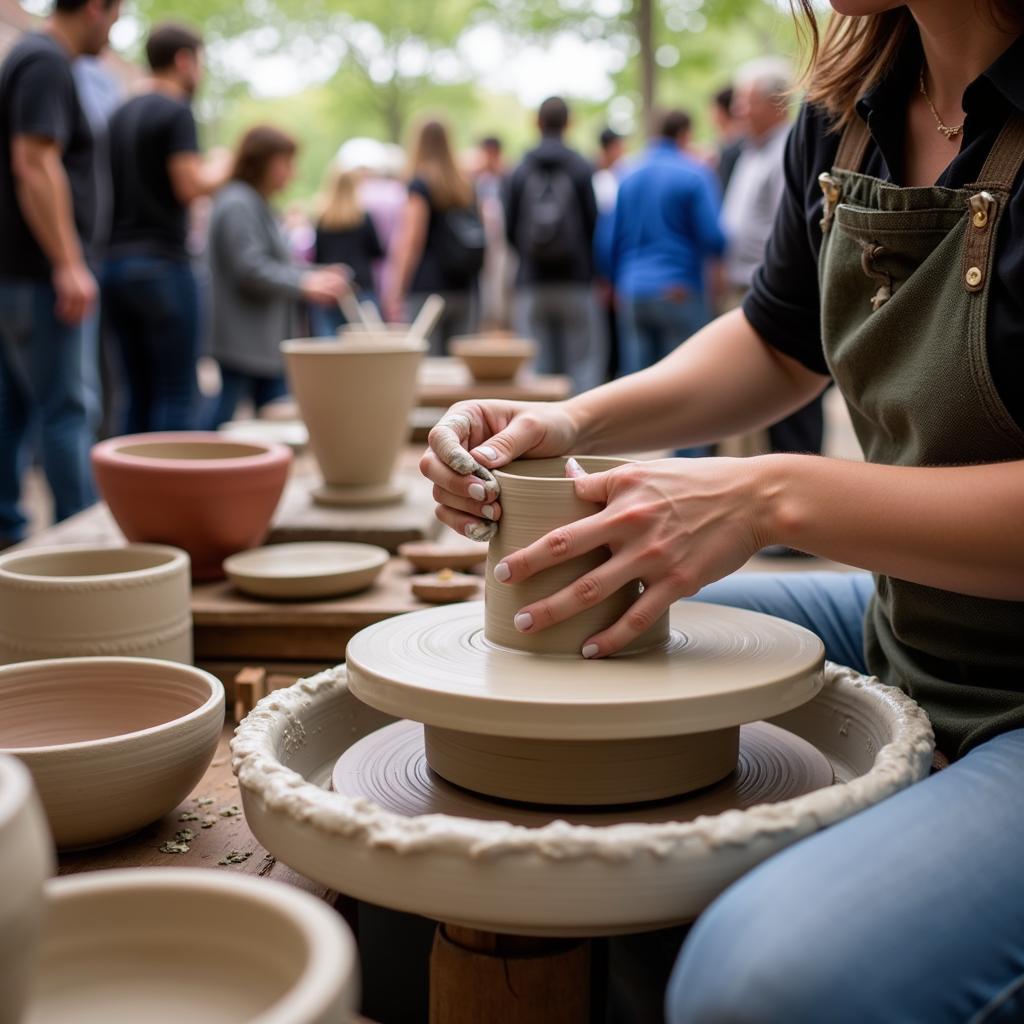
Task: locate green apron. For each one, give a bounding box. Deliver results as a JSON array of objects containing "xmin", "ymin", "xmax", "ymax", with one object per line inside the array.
[{"xmin": 816, "ymin": 113, "xmax": 1024, "ymax": 760}]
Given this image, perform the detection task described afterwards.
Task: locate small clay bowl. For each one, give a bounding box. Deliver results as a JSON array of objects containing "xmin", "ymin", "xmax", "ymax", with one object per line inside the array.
[
  {"xmin": 0, "ymin": 657, "xmax": 224, "ymax": 850},
  {"xmin": 449, "ymin": 336, "xmax": 537, "ymax": 381},
  {"xmin": 224, "ymin": 542, "xmax": 389, "ymax": 600},
  {"xmin": 219, "ymin": 418, "xmax": 309, "ymax": 452},
  {"xmin": 0, "ymin": 543, "xmax": 192, "ymax": 665},
  {"xmin": 0, "ymin": 755, "xmax": 54, "ymax": 1023},
  {"xmin": 25, "ymin": 868, "xmax": 358, "ymax": 1023},
  {"xmin": 411, "ymin": 571, "xmax": 480, "ymax": 604},
  {"xmin": 398, "ymin": 540, "xmax": 489, "ymax": 573},
  {"xmin": 91, "ymin": 432, "xmax": 292, "ymax": 581}
]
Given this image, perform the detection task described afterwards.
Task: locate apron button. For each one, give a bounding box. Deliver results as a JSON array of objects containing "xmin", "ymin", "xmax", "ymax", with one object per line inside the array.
[
  {"xmin": 972, "ymin": 209, "xmax": 989, "ymax": 228},
  {"xmin": 965, "ymin": 266, "xmax": 983, "ymax": 287}
]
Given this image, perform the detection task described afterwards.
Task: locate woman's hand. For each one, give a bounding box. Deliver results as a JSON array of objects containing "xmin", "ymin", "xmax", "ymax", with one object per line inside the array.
[
  {"xmin": 301, "ymin": 267, "xmax": 349, "ymax": 306},
  {"xmin": 421, "ymin": 400, "xmax": 580, "ymax": 541},
  {"xmin": 492, "ymin": 457, "xmax": 775, "ymax": 656}
]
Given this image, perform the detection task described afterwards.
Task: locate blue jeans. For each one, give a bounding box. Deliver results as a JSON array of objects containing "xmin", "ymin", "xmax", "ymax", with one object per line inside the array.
[
  {"xmin": 309, "ymin": 291, "xmax": 379, "ymax": 338},
  {"xmin": 618, "ymin": 292, "xmax": 711, "ymax": 457},
  {"xmin": 0, "ymin": 278, "xmax": 99, "ymax": 539},
  {"xmin": 660, "ymin": 571, "xmax": 1024, "ymax": 1024},
  {"xmin": 102, "ymin": 255, "xmax": 200, "ymax": 433},
  {"xmin": 204, "ymin": 364, "xmax": 289, "ymax": 430}
]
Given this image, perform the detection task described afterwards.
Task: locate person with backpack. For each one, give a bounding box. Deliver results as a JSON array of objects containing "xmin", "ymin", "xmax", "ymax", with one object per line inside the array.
[
  {"xmin": 385, "ymin": 118, "xmax": 484, "ymax": 353},
  {"xmin": 504, "ymin": 96, "xmax": 605, "ymax": 394}
]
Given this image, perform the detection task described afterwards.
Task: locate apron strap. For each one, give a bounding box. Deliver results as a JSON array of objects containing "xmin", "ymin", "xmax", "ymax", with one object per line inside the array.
[
  {"xmin": 962, "ymin": 112, "xmax": 1024, "ymax": 294},
  {"xmin": 833, "ymin": 115, "xmax": 871, "ymax": 173}
]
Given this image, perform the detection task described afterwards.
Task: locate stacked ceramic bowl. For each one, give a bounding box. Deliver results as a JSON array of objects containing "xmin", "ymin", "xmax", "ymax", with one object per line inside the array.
[{"xmin": 0, "ymin": 544, "xmax": 192, "ymax": 665}]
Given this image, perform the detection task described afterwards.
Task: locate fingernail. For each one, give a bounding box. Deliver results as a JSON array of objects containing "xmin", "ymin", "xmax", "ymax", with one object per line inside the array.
[
  {"xmin": 468, "ymin": 482, "xmax": 486, "ymax": 501},
  {"xmin": 493, "ymin": 561, "xmax": 511, "ymax": 582},
  {"xmin": 514, "ymin": 611, "xmax": 533, "ymax": 632},
  {"xmin": 565, "ymin": 457, "xmax": 586, "ymax": 478},
  {"xmin": 582, "ymin": 643, "xmax": 600, "ymax": 659},
  {"xmin": 481, "ymin": 504, "xmax": 495, "ymax": 520},
  {"xmin": 476, "ymin": 445, "xmax": 498, "ymax": 461}
]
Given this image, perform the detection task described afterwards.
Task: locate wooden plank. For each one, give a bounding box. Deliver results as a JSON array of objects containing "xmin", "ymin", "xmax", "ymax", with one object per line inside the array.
[{"xmin": 417, "ymin": 358, "xmax": 571, "ymax": 407}]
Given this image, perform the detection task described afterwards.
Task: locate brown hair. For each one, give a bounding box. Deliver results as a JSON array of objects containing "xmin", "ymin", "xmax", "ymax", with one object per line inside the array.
[
  {"xmin": 791, "ymin": 1, "xmax": 1023, "ymax": 130},
  {"xmin": 408, "ymin": 119, "xmax": 473, "ymax": 210},
  {"xmin": 231, "ymin": 126, "xmax": 297, "ymax": 189},
  {"xmin": 146, "ymin": 22, "xmax": 203, "ymax": 72},
  {"xmin": 317, "ymin": 166, "xmax": 364, "ymax": 231}
]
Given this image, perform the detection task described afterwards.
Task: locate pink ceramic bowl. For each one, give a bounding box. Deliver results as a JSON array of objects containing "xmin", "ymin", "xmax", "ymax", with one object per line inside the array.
[{"xmin": 92, "ymin": 433, "xmax": 292, "ymax": 581}]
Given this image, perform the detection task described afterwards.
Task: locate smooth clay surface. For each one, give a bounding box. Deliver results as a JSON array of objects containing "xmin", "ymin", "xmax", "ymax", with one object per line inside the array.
[
  {"xmin": 282, "ymin": 337, "xmax": 427, "ymax": 507},
  {"xmin": 486, "ymin": 457, "xmax": 669, "ymax": 655},
  {"xmin": 449, "ymin": 336, "xmax": 537, "ymax": 381},
  {"xmin": 231, "ymin": 663, "xmax": 934, "ymax": 936},
  {"xmin": 224, "ymin": 542, "xmax": 389, "ymax": 600},
  {"xmin": 0, "ymin": 544, "xmax": 191, "ymax": 665},
  {"xmin": 0, "ymin": 657, "xmax": 224, "ymax": 849},
  {"xmin": 91, "ymin": 433, "xmax": 292, "ymax": 581},
  {"xmin": 0, "ymin": 755, "xmax": 54, "ymax": 1024},
  {"xmin": 23, "ymin": 869, "xmax": 358, "ymax": 1024}
]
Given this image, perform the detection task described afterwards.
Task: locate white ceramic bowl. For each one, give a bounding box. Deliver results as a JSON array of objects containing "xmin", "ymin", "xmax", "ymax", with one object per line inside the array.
[
  {"xmin": 0, "ymin": 755, "xmax": 54, "ymax": 1024},
  {"xmin": 23, "ymin": 869, "xmax": 358, "ymax": 1024},
  {"xmin": 0, "ymin": 658, "xmax": 224, "ymax": 850},
  {"xmin": 0, "ymin": 543, "xmax": 192, "ymax": 665}
]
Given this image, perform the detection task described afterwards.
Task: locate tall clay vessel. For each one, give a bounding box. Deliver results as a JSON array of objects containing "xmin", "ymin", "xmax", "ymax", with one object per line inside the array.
[
  {"xmin": 486, "ymin": 457, "xmax": 670, "ymax": 655},
  {"xmin": 282, "ymin": 336, "xmax": 427, "ymax": 507}
]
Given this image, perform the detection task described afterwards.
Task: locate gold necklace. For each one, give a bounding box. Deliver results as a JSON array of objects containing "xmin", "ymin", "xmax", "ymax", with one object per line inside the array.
[{"xmin": 919, "ymin": 67, "xmax": 964, "ymax": 141}]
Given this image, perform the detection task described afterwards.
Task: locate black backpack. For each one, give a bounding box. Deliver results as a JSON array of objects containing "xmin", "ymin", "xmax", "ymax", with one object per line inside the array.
[
  {"xmin": 436, "ymin": 204, "xmax": 486, "ymax": 285},
  {"xmin": 517, "ymin": 162, "xmax": 585, "ymax": 267}
]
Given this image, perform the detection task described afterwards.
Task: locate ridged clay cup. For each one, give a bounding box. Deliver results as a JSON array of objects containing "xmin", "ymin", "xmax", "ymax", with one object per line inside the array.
[
  {"xmin": 282, "ymin": 336, "xmax": 427, "ymax": 507},
  {"xmin": 0, "ymin": 755, "xmax": 54, "ymax": 1024},
  {"xmin": 0, "ymin": 657, "xmax": 224, "ymax": 850},
  {"xmin": 486, "ymin": 457, "xmax": 670, "ymax": 655},
  {"xmin": 0, "ymin": 544, "xmax": 191, "ymax": 666},
  {"xmin": 91, "ymin": 433, "xmax": 292, "ymax": 581},
  {"xmin": 24, "ymin": 868, "xmax": 358, "ymax": 1024}
]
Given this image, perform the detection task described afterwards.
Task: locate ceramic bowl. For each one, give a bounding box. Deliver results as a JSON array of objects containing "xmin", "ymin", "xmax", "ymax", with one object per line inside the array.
[
  {"xmin": 224, "ymin": 542, "xmax": 389, "ymax": 600},
  {"xmin": 0, "ymin": 657, "xmax": 224, "ymax": 850},
  {"xmin": 0, "ymin": 544, "xmax": 192, "ymax": 665},
  {"xmin": 219, "ymin": 419, "xmax": 309, "ymax": 453},
  {"xmin": 449, "ymin": 335, "xmax": 537, "ymax": 381},
  {"xmin": 397, "ymin": 540, "xmax": 488, "ymax": 573},
  {"xmin": 0, "ymin": 755, "xmax": 54, "ymax": 1024},
  {"xmin": 91, "ymin": 433, "xmax": 292, "ymax": 581},
  {"xmin": 23, "ymin": 868, "xmax": 358, "ymax": 1024},
  {"xmin": 410, "ymin": 571, "xmax": 480, "ymax": 604}
]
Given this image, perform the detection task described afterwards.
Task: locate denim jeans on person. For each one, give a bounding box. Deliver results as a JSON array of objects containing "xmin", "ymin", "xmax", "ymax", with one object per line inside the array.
[
  {"xmin": 102, "ymin": 255, "xmax": 200, "ymax": 433},
  {"xmin": 309, "ymin": 291, "xmax": 380, "ymax": 338},
  {"xmin": 204, "ymin": 364, "xmax": 289, "ymax": 430},
  {"xmin": 0, "ymin": 277, "xmax": 100, "ymax": 541},
  {"xmin": 618, "ymin": 290, "xmax": 712, "ymax": 457},
  {"xmin": 642, "ymin": 571, "xmax": 1024, "ymax": 1024}
]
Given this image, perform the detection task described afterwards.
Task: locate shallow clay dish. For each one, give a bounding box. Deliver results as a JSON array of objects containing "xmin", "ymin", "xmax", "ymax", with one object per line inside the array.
[
  {"xmin": 449, "ymin": 335, "xmax": 537, "ymax": 381},
  {"xmin": 0, "ymin": 755, "xmax": 54, "ymax": 1024},
  {"xmin": 398, "ymin": 540, "xmax": 488, "ymax": 573},
  {"xmin": 23, "ymin": 869, "xmax": 358, "ymax": 1024},
  {"xmin": 224, "ymin": 542, "xmax": 389, "ymax": 600},
  {"xmin": 0, "ymin": 544, "xmax": 191, "ymax": 665},
  {"xmin": 219, "ymin": 418, "xmax": 308, "ymax": 452},
  {"xmin": 410, "ymin": 571, "xmax": 480, "ymax": 604},
  {"xmin": 232, "ymin": 663, "xmax": 934, "ymax": 936},
  {"xmin": 92, "ymin": 432, "xmax": 292, "ymax": 581},
  {"xmin": 0, "ymin": 657, "xmax": 224, "ymax": 850}
]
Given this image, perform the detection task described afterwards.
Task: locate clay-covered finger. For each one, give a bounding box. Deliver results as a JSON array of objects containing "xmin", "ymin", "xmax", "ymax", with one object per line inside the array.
[
  {"xmin": 428, "ymin": 410, "xmax": 497, "ymax": 488},
  {"xmin": 490, "ymin": 510, "xmax": 610, "ymax": 584},
  {"xmin": 419, "ymin": 448, "xmax": 499, "ymax": 502},
  {"xmin": 433, "ymin": 503, "xmax": 498, "ymax": 543},
  {"xmin": 431, "ymin": 484, "xmax": 502, "ymax": 523},
  {"xmin": 578, "ymin": 585, "xmax": 674, "ymax": 658}
]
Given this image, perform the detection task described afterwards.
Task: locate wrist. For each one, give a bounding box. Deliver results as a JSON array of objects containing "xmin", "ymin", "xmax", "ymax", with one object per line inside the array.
[
  {"xmin": 562, "ymin": 394, "xmax": 597, "ymax": 452},
  {"xmin": 750, "ymin": 453, "xmax": 809, "ymax": 550}
]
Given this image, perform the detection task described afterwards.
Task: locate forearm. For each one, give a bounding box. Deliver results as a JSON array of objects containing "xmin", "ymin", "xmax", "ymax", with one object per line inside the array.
[
  {"xmin": 761, "ymin": 454, "xmax": 1024, "ymax": 600},
  {"xmin": 568, "ymin": 308, "xmax": 829, "ymax": 454},
  {"xmin": 15, "ymin": 157, "xmax": 81, "ymax": 268}
]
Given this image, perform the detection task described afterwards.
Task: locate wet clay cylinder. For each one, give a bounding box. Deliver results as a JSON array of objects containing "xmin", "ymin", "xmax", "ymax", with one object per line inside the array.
[
  {"xmin": 281, "ymin": 336, "xmax": 427, "ymax": 507},
  {"xmin": 485, "ymin": 457, "xmax": 670, "ymax": 655}
]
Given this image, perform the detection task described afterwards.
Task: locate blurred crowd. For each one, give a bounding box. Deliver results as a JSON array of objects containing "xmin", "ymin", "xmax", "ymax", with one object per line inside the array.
[{"xmin": 0, "ymin": 0, "xmax": 817, "ymax": 546}]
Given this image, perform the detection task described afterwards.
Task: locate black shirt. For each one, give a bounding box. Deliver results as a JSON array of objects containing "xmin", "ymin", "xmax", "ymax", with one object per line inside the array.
[
  {"xmin": 107, "ymin": 92, "xmax": 199, "ymax": 261},
  {"xmin": 744, "ymin": 28, "xmax": 1024, "ymax": 428},
  {"xmin": 408, "ymin": 177, "xmax": 475, "ymax": 294},
  {"xmin": 314, "ymin": 214, "xmax": 383, "ymax": 293},
  {"xmin": 0, "ymin": 32, "xmax": 95, "ymax": 278}
]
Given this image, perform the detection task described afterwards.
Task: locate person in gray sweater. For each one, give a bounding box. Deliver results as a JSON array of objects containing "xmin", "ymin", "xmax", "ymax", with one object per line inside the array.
[{"xmin": 205, "ymin": 125, "xmax": 348, "ymax": 428}]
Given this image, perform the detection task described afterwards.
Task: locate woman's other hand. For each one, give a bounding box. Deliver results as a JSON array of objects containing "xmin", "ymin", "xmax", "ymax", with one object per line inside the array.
[{"xmin": 301, "ymin": 267, "xmax": 350, "ymax": 306}]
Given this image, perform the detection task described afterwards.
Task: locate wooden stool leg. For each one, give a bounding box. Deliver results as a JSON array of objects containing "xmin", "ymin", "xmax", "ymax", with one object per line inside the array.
[{"xmin": 429, "ymin": 923, "xmax": 590, "ymax": 1024}]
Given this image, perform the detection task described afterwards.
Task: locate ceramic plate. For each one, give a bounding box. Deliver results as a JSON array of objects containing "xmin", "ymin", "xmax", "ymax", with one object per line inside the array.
[{"xmin": 223, "ymin": 542, "xmax": 388, "ymax": 600}]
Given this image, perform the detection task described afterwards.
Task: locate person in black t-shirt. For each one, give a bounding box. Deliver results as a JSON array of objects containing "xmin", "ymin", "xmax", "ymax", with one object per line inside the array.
[
  {"xmin": 102, "ymin": 22, "xmax": 230, "ymax": 433},
  {"xmin": 0, "ymin": 0, "xmax": 120, "ymax": 545},
  {"xmin": 310, "ymin": 165, "xmax": 383, "ymax": 336}
]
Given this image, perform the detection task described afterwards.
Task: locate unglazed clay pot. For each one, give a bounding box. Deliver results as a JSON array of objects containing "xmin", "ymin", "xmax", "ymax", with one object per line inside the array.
[
  {"xmin": 282, "ymin": 336, "xmax": 427, "ymax": 507},
  {"xmin": 449, "ymin": 335, "xmax": 537, "ymax": 381},
  {"xmin": 23, "ymin": 869, "xmax": 358, "ymax": 1024},
  {"xmin": 91, "ymin": 433, "xmax": 292, "ymax": 581},
  {"xmin": 0, "ymin": 657, "xmax": 224, "ymax": 850},
  {"xmin": 0, "ymin": 755, "xmax": 54, "ymax": 1024},
  {"xmin": 486, "ymin": 457, "xmax": 670, "ymax": 655},
  {"xmin": 0, "ymin": 544, "xmax": 191, "ymax": 665}
]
